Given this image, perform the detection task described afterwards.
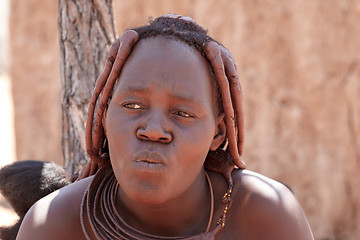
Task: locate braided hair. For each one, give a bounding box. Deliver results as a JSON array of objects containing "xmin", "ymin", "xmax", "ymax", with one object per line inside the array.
[{"xmin": 79, "ymin": 15, "xmax": 246, "ymax": 179}]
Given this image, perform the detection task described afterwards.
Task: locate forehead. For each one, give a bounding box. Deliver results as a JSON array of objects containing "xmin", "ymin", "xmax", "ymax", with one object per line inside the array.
[{"xmin": 113, "ymin": 36, "xmax": 215, "ymax": 104}]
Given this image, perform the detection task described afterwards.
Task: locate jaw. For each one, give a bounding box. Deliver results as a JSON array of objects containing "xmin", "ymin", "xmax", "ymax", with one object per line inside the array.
[{"xmin": 114, "ymin": 169, "xmax": 210, "ymax": 236}]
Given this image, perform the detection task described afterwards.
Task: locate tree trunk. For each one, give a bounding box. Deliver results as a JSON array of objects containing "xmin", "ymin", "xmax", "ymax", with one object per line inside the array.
[{"xmin": 58, "ymin": 0, "xmax": 116, "ymax": 175}]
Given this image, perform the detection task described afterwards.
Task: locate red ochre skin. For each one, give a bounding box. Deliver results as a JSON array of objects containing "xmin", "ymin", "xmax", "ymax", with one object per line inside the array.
[{"xmin": 16, "ymin": 18, "xmax": 314, "ymax": 240}]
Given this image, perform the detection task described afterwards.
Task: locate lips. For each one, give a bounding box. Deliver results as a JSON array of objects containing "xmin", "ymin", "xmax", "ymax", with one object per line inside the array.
[
  {"xmin": 133, "ymin": 150, "xmax": 166, "ymax": 164},
  {"xmin": 132, "ymin": 150, "xmax": 166, "ymax": 172}
]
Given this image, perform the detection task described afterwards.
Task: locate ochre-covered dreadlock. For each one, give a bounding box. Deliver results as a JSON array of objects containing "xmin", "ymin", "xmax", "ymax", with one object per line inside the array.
[{"xmin": 79, "ymin": 15, "xmax": 246, "ymax": 179}]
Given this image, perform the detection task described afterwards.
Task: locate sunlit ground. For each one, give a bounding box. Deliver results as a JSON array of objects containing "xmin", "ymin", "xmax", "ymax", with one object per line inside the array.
[{"xmin": 0, "ymin": 74, "xmax": 18, "ymax": 227}]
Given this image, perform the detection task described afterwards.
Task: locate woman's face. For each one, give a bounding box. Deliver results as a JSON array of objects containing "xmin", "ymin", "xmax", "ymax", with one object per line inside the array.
[{"xmin": 106, "ymin": 37, "xmax": 224, "ymax": 205}]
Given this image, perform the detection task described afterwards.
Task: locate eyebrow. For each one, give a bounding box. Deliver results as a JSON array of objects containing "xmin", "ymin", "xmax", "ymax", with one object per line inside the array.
[
  {"xmin": 120, "ymin": 85, "xmax": 148, "ymax": 93},
  {"xmin": 113, "ymin": 85, "xmax": 148, "ymax": 97},
  {"xmin": 171, "ymin": 94, "xmax": 206, "ymax": 109},
  {"xmin": 117, "ymin": 85, "xmax": 207, "ymax": 109}
]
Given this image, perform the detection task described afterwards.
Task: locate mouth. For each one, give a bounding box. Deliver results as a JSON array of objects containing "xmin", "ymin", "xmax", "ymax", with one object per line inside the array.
[{"xmin": 132, "ymin": 150, "xmax": 166, "ymax": 172}]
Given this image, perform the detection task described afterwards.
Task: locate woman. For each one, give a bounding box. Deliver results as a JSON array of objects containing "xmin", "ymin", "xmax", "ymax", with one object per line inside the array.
[{"xmin": 16, "ymin": 15, "xmax": 314, "ymax": 239}]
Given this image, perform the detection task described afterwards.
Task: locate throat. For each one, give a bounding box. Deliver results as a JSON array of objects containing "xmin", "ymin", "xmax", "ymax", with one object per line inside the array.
[{"xmin": 115, "ymin": 172, "xmax": 214, "ymax": 237}]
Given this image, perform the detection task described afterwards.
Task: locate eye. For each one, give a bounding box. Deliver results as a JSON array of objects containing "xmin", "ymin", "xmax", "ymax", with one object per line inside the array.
[
  {"xmin": 174, "ymin": 111, "xmax": 194, "ymax": 118},
  {"xmin": 123, "ymin": 103, "xmax": 144, "ymax": 110}
]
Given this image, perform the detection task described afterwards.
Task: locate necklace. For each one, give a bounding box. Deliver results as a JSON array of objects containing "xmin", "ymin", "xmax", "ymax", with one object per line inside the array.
[
  {"xmin": 112, "ymin": 171, "xmax": 214, "ymax": 233},
  {"xmin": 205, "ymin": 171, "xmax": 214, "ymax": 232},
  {"xmin": 81, "ymin": 158, "xmax": 234, "ymax": 240}
]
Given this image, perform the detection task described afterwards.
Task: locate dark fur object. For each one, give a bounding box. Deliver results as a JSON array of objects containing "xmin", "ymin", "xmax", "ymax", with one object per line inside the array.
[{"xmin": 0, "ymin": 160, "xmax": 70, "ymax": 240}]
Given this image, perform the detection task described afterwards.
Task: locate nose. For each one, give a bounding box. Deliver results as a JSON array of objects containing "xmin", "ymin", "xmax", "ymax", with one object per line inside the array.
[{"xmin": 136, "ymin": 112, "xmax": 172, "ymax": 143}]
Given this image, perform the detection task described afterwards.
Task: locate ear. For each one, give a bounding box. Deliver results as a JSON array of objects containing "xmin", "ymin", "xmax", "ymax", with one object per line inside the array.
[{"xmin": 210, "ymin": 113, "xmax": 226, "ymax": 151}]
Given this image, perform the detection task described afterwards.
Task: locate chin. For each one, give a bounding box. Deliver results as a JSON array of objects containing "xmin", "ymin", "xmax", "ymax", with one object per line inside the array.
[
  {"xmin": 128, "ymin": 183, "xmax": 171, "ymax": 206},
  {"xmin": 126, "ymin": 192, "xmax": 170, "ymax": 207},
  {"xmin": 135, "ymin": 195, "xmax": 168, "ymax": 206}
]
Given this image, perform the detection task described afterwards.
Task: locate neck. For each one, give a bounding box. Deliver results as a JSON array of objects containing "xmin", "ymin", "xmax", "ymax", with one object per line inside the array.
[{"xmin": 115, "ymin": 170, "xmax": 212, "ymax": 237}]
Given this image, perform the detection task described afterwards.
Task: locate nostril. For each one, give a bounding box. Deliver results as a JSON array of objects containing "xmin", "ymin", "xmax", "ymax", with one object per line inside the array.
[
  {"xmin": 138, "ymin": 133, "xmax": 150, "ymax": 141},
  {"xmin": 136, "ymin": 130, "xmax": 172, "ymax": 143},
  {"xmin": 136, "ymin": 124, "xmax": 172, "ymax": 143},
  {"xmin": 159, "ymin": 137, "xmax": 170, "ymax": 143}
]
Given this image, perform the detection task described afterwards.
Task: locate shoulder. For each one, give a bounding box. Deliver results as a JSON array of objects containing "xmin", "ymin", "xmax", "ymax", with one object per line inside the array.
[
  {"xmin": 228, "ymin": 169, "xmax": 314, "ymax": 240},
  {"xmin": 16, "ymin": 176, "xmax": 94, "ymax": 240}
]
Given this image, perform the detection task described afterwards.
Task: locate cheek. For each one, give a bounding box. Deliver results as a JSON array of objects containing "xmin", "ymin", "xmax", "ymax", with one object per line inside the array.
[
  {"xmin": 175, "ymin": 121, "xmax": 215, "ymax": 163},
  {"xmin": 106, "ymin": 106, "xmax": 133, "ymax": 140},
  {"xmin": 105, "ymin": 107, "xmax": 135, "ymax": 161}
]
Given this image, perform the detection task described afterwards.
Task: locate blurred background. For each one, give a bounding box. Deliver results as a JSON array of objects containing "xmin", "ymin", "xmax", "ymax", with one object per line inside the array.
[{"xmin": 1, "ymin": 0, "xmax": 359, "ymax": 239}]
